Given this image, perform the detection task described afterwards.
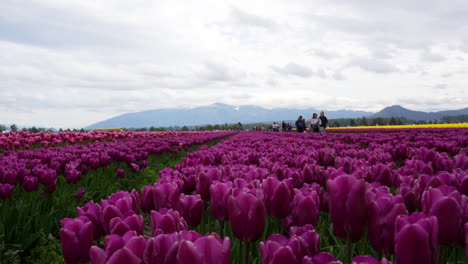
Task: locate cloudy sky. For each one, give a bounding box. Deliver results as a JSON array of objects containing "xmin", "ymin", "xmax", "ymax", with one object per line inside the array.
[{"xmin": 1, "ymin": 0, "xmax": 467, "ymax": 128}]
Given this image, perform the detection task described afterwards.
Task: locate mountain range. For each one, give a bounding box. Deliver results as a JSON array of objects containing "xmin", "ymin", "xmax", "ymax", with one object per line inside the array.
[{"xmin": 85, "ymin": 103, "xmax": 468, "ymax": 129}]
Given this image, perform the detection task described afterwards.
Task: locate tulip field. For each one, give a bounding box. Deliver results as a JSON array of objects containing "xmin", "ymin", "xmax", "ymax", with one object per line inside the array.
[{"xmin": 1, "ymin": 129, "xmax": 468, "ymax": 263}]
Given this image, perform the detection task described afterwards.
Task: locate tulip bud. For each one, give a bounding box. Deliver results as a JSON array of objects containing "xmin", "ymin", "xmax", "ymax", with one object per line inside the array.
[
  {"xmin": 421, "ymin": 185, "xmax": 463, "ymax": 245},
  {"xmin": 228, "ymin": 190, "xmax": 266, "ymax": 242},
  {"xmin": 395, "ymin": 213, "xmax": 438, "ymax": 264},
  {"xmin": 262, "ymin": 177, "xmax": 293, "ymax": 219},
  {"xmin": 60, "ymin": 217, "xmax": 94, "ymax": 264},
  {"xmin": 327, "ymin": 175, "xmax": 368, "ymax": 242},
  {"xmin": 179, "ymin": 194, "xmax": 204, "ymax": 228},
  {"xmin": 150, "ymin": 208, "xmax": 188, "ymax": 235},
  {"xmin": 209, "ymin": 181, "xmax": 232, "ymax": 221}
]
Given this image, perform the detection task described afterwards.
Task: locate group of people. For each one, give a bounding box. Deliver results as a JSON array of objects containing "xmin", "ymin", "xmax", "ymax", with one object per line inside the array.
[
  {"xmin": 254, "ymin": 111, "xmax": 329, "ymax": 133},
  {"xmin": 295, "ymin": 111, "xmax": 328, "ymax": 133}
]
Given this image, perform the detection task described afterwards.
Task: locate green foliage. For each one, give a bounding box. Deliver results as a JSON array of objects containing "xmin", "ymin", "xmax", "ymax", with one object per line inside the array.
[
  {"xmin": 441, "ymin": 114, "xmax": 468, "ymax": 123},
  {"xmin": 10, "ymin": 124, "xmax": 18, "ymax": 132}
]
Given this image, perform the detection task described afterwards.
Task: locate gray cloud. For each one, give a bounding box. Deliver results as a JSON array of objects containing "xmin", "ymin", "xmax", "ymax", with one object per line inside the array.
[
  {"xmin": 421, "ymin": 50, "xmax": 446, "ymax": 62},
  {"xmin": 271, "ymin": 63, "xmax": 314, "ymax": 78},
  {"xmin": 347, "ymin": 57, "xmax": 400, "ymax": 74},
  {"xmin": 229, "ymin": 8, "xmax": 279, "ymax": 30}
]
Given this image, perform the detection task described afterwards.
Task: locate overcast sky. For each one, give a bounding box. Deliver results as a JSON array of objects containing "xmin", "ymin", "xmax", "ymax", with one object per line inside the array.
[{"xmin": 1, "ymin": 0, "xmax": 467, "ymax": 128}]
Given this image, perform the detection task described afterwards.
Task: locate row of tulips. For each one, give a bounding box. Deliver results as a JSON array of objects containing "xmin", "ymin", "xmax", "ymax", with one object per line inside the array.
[
  {"xmin": 0, "ymin": 132, "xmax": 235, "ymax": 199},
  {"xmin": 60, "ymin": 129, "xmax": 467, "ymax": 263},
  {"xmin": 0, "ymin": 130, "xmax": 219, "ymax": 152}
]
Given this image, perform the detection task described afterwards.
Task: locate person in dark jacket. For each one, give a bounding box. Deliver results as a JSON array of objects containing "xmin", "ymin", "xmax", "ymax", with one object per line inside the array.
[
  {"xmin": 295, "ymin": 116, "xmax": 306, "ymax": 133},
  {"xmin": 319, "ymin": 111, "xmax": 328, "ymax": 133}
]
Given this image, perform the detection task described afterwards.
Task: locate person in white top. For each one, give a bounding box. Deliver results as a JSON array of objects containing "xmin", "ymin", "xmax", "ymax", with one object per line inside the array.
[{"xmin": 310, "ymin": 113, "xmax": 321, "ymax": 133}]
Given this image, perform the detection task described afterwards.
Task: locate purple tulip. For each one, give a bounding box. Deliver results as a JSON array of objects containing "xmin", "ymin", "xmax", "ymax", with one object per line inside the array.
[
  {"xmin": 75, "ymin": 188, "xmax": 86, "ymax": 201},
  {"xmin": 395, "ymin": 213, "xmax": 438, "ymax": 264},
  {"xmin": 77, "ymin": 200, "xmax": 103, "ymax": 239},
  {"xmin": 327, "ymin": 174, "xmax": 368, "ymax": 242},
  {"xmin": 60, "ymin": 216, "xmax": 94, "ymax": 264},
  {"xmin": 228, "ymin": 189, "xmax": 266, "ymax": 242},
  {"xmin": 289, "ymin": 224, "xmax": 320, "ymax": 258},
  {"xmin": 209, "ymin": 181, "xmax": 232, "ymax": 221},
  {"xmin": 177, "ymin": 233, "xmax": 231, "ymax": 264},
  {"xmin": 150, "ymin": 208, "xmax": 188, "ymax": 235},
  {"xmin": 130, "ymin": 163, "xmax": 140, "ymax": 172},
  {"xmin": 261, "ymin": 225, "xmax": 319, "ymax": 264},
  {"xmin": 368, "ymin": 192, "xmax": 407, "ymax": 254},
  {"xmin": 197, "ymin": 167, "xmax": 221, "ymax": 200},
  {"xmin": 302, "ymin": 252, "xmax": 342, "ymax": 264},
  {"xmin": 23, "ymin": 176, "xmax": 38, "ymax": 192},
  {"xmin": 291, "ymin": 189, "xmax": 320, "ymax": 227},
  {"xmin": 368, "ymin": 163, "xmax": 394, "ymax": 187},
  {"xmin": 262, "ymin": 177, "xmax": 293, "ymax": 219},
  {"xmin": 0, "ymin": 183, "xmax": 14, "ymax": 199},
  {"xmin": 179, "ymin": 194, "xmax": 204, "ymax": 228},
  {"xmin": 116, "ymin": 169, "xmax": 125, "ymax": 178},
  {"xmin": 109, "ymin": 213, "xmax": 144, "ymax": 236},
  {"xmin": 352, "ymin": 256, "xmax": 392, "ymax": 264},
  {"xmin": 90, "ymin": 231, "xmax": 146, "ymax": 264},
  {"xmin": 151, "ymin": 182, "xmax": 180, "ymax": 211},
  {"xmin": 143, "ymin": 233, "xmax": 179, "ymax": 264},
  {"xmin": 421, "ymin": 185, "xmax": 463, "ymax": 245}
]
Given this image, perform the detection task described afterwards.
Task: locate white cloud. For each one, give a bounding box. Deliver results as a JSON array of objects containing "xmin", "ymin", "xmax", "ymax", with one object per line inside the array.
[{"xmin": 0, "ymin": 0, "xmax": 467, "ymax": 128}]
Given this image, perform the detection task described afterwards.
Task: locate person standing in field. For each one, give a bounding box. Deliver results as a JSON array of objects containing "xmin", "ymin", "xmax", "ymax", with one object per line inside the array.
[
  {"xmin": 319, "ymin": 111, "xmax": 328, "ymax": 133},
  {"xmin": 310, "ymin": 113, "xmax": 320, "ymax": 133},
  {"xmin": 281, "ymin": 121, "xmax": 286, "ymax": 132},
  {"xmin": 295, "ymin": 116, "xmax": 306, "ymax": 133}
]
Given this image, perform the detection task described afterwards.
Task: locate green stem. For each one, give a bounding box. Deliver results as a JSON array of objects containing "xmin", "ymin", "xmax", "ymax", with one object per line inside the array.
[
  {"xmin": 244, "ymin": 241, "xmax": 250, "ymax": 264},
  {"xmin": 346, "ymin": 232, "xmax": 352, "ymax": 264},
  {"xmin": 220, "ymin": 220, "xmax": 225, "ymax": 238}
]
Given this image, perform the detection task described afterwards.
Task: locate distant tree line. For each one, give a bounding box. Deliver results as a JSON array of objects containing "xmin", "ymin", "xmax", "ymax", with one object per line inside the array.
[
  {"xmin": 441, "ymin": 115, "xmax": 468, "ymax": 123},
  {"xmin": 123, "ymin": 122, "xmax": 244, "ymax": 132},
  {"xmin": 1, "ymin": 115, "xmax": 467, "ymax": 133}
]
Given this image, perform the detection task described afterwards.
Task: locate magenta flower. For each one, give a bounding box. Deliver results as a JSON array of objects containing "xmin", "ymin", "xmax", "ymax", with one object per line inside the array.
[
  {"xmin": 77, "ymin": 201, "xmax": 103, "ymax": 239},
  {"xmin": 196, "ymin": 167, "xmax": 220, "ymax": 200},
  {"xmin": 368, "ymin": 193, "xmax": 407, "ymax": 254},
  {"xmin": 177, "ymin": 233, "xmax": 231, "ymax": 264},
  {"xmin": 302, "ymin": 252, "xmax": 342, "ymax": 264},
  {"xmin": 116, "ymin": 169, "xmax": 125, "ymax": 178},
  {"xmin": 179, "ymin": 194, "xmax": 204, "ymax": 228},
  {"xmin": 327, "ymin": 174, "xmax": 368, "ymax": 242},
  {"xmin": 260, "ymin": 235, "xmax": 297, "ymax": 264},
  {"xmin": 352, "ymin": 256, "xmax": 392, "ymax": 264},
  {"xmin": 291, "ymin": 189, "xmax": 320, "ymax": 227},
  {"xmin": 143, "ymin": 233, "xmax": 179, "ymax": 264},
  {"xmin": 150, "ymin": 208, "xmax": 188, "ymax": 235},
  {"xmin": 60, "ymin": 216, "xmax": 94, "ymax": 264},
  {"xmin": 75, "ymin": 188, "xmax": 86, "ymax": 201},
  {"xmin": 0, "ymin": 183, "xmax": 14, "ymax": 199},
  {"xmin": 262, "ymin": 177, "xmax": 293, "ymax": 219},
  {"xmin": 23, "ymin": 176, "xmax": 38, "ymax": 192},
  {"xmin": 90, "ymin": 231, "xmax": 146, "ymax": 264},
  {"xmin": 109, "ymin": 214, "xmax": 144, "ymax": 236},
  {"xmin": 421, "ymin": 185, "xmax": 463, "ymax": 245},
  {"xmin": 395, "ymin": 213, "xmax": 438, "ymax": 264},
  {"xmin": 228, "ymin": 190, "xmax": 266, "ymax": 242},
  {"xmin": 209, "ymin": 181, "xmax": 232, "ymax": 221}
]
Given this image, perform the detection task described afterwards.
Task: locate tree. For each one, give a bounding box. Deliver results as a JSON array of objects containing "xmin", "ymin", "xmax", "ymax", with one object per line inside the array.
[
  {"xmin": 389, "ymin": 117, "xmax": 397, "ymax": 125},
  {"xmin": 181, "ymin": 126, "xmax": 189, "ymax": 131},
  {"xmin": 0, "ymin": 124, "xmax": 6, "ymax": 132},
  {"xmin": 359, "ymin": 117, "xmax": 368, "ymax": 126},
  {"xmin": 10, "ymin": 124, "xmax": 18, "ymax": 132},
  {"xmin": 350, "ymin": 119, "xmax": 356, "ymax": 126}
]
